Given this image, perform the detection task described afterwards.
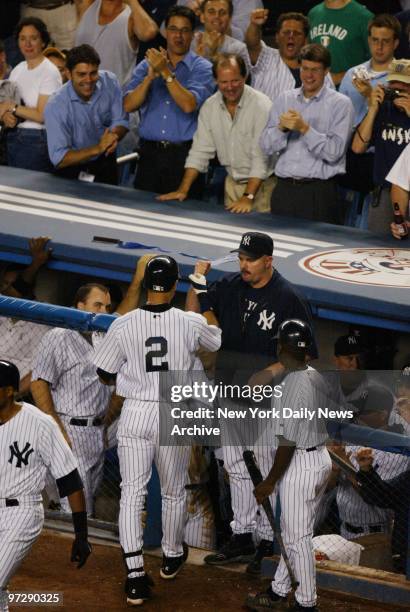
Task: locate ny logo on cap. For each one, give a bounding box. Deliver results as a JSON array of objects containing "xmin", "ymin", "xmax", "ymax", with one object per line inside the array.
[
  {"xmin": 242, "ymin": 235, "xmax": 251, "ymax": 246},
  {"xmin": 9, "ymin": 441, "xmax": 34, "ymax": 468},
  {"xmin": 348, "ymin": 337, "xmax": 357, "ymax": 344}
]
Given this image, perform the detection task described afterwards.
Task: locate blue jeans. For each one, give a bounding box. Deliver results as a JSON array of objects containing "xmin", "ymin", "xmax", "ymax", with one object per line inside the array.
[{"xmin": 6, "ymin": 128, "xmax": 53, "ymax": 173}]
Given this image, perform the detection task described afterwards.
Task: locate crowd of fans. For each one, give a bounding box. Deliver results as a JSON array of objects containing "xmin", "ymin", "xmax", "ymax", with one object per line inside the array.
[{"xmin": 0, "ymin": 1, "xmax": 409, "ymax": 237}]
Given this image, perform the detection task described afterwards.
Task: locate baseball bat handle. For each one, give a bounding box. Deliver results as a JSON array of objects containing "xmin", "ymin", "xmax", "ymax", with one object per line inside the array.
[{"xmin": 243, "ymin": 450, "xmax": 264, "ymax": 486}]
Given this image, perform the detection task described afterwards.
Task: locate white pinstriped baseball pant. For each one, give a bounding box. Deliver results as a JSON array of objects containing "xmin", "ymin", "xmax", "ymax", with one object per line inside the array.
[
  {"xmin": 271, "ymin": 447, "xmax": 332, "ymax": 607},
  {"xmin": 0, "ymin": 504, "xmax": 43, "ymax": 612},
  {"xmin": 117, "ymin": 400, "xmax": 190, "ymax": 576}
]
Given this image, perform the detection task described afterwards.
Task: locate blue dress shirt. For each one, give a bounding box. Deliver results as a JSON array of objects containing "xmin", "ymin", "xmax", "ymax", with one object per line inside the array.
[
  {"xmin": 44, "ymin": 70, "xmax": 129, "ymax": 167},
  {"xmin": 260, "ymin": 84, "xmax": 354, "ymax": 180},
  {"xmin": 124, "ymin": 51, "xmax": 214, "ymax": 143}
]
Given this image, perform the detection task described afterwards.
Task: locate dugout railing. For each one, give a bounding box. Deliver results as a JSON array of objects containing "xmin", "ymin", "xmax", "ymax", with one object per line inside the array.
[{"xmin": 0, "ymin": 295, "xmax": 409, "ymax": 586}]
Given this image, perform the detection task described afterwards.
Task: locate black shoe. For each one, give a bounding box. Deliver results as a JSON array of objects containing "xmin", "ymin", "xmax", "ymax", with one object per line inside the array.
[
  {"xmin": 246, "ymin": 539, "xmax": 274, "ymax": 576},
  {"xmin": 245, "ymin": 586, "xmax": 287, "ymax": 610},
  {"xmin": 160, "ymin": 542, "xmax": 189, "ymax": 579},
  {"xmin": 204, "ymin": 533, "xmax": 255, "ymax": 565},
  {"xmin": 289, "ymin": 604, "xmax": 318, "ymax": 611},
  {"xmin": 126, "ymin": 574, "xmax": 153, "ymax": 606}
]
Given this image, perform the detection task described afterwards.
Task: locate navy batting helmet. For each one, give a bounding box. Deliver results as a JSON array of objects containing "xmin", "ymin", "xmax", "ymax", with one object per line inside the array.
[
  {"xmin": 277, "ymin": 319, "xmax": 313, "ymax": 351},
  {"xmin": 143, "ymin": 256, "xmax": 179, "ymax": 292},
  {"xmin": 0, "ymin": 360, "xmax": 20, "ymax": 391}
]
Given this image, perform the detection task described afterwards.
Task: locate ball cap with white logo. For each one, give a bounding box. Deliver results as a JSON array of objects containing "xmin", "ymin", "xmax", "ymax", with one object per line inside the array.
[
  {"xmin": 231, "ymin": 232, "xmax": 274, "ymax": 259},
  {"xmin": 334, "ymin": 334, "xmax": 363, "ymax": 356},
  {"xmin": 387, "ymin": 59, "xmax": 410, "ymax": 84}
]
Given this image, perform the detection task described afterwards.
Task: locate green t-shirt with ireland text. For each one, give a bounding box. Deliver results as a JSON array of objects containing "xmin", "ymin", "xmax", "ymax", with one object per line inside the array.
[{"xmin": 308, "ymin": 1, "xmax": 373, "ymax": 73}]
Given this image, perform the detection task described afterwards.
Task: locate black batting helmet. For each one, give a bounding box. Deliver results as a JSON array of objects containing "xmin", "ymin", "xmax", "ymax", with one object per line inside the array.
[
  {"xmin": 277, "ymin": 319, "xmax": 313, "ymax": 351},
  {"xmin": 143, "ymin": 256, "xmax": 179, "ymax": 292},
  {"xmin": 0, "ymin": 360, "xmax": 20, "ymax": 391}
]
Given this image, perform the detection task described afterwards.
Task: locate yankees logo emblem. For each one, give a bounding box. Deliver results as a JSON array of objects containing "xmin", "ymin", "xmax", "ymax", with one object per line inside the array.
[
  {"xmin": 257, "ymin": 310, "xmax": 275, "ymax": 331},
  {"xmin": 8, "ymin": 441, "xmax": 34, "ymax": 468},
  {"xmin": 242, "ymin": 235, "xmax": 251, "ymax": 246}
]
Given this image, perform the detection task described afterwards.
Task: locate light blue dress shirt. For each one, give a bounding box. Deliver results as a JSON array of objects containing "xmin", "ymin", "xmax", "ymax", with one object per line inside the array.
[
  {"xmin": 123, "ymin": 51, "xmax": 214, "ymax": 143},
  {"xmin": 260, "ymin": 84, "xmax": 354, "ymax": 180},
  {"xmin": 44, "ymin": 70, "xmax": 129, "ymax": 167}
]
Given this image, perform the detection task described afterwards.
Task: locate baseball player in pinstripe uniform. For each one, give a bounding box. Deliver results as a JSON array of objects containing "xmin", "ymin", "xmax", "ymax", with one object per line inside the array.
[
  {"xmin": 93, "ymin": 256, "xmax": 221, "ymax": 606},
  {"xmin": 187, "ymin": 232, "xmax": 316, "ymax": 573},
  {"xmin": 0, "ymin": 361, "xmax": 91, "ymax": 612},
  {"xmin": 247, "ymin": 320, "xmax": 332, "ymax": 612},
  {"xmin": 336, "ymin": 387, "xmax": 410, "ymax": 541},
  {"xmin": 30, "ymin": 283, "xmax": 113, "ymax": 515},
  {"xmin": 337, "ymin": 445, "xmax": 410, "ymax": 541}
]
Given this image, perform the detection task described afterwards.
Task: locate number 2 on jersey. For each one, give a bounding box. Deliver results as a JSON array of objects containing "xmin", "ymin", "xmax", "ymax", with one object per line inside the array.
[{"xmin": 145, "ymin": 336, "xmax": 169, "ymax": 372}]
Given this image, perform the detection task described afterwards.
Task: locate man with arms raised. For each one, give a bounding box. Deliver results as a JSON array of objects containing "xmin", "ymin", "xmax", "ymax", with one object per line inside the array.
[{"xmin": 246, "ymin": 10, "xmax": 314, "ymax": 101}]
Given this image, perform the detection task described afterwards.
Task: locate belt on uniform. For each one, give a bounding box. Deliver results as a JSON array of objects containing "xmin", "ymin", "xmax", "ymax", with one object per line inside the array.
[
  {"xmin": 23, "ymin": 0, "xmax": 73, "ymax": 9},
  {"xmin": 141, "ymin": 139, "xmax": 192, "ymax": 150},
  {"xmin": 297, "ymin": 446, "xmax": 318, "ymax": 452},
  {"xmin": 278, "ymin": 177, "xmax": 329, "ymax": 185},
  {"xmin": 5, "ymin": 499, "xmax": 19, "ymax": 507},
  {"xmin": 344, "ymin": 521, "xmax": 383, "ymax": 534},
  {"xmin": 69, "ymin": 417, "xmax": 103, "ymax": 427}
]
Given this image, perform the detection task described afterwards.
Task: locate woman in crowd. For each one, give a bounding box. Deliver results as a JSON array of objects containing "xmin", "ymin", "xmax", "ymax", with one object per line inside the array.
[{"xmin": 0, "ymin": 18, "xmax": 62, "ymax": 172}]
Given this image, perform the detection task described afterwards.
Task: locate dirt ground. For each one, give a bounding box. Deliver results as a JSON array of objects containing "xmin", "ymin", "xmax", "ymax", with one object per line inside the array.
[{"xmin": 9, "ymin": 532, "xmax": 401, "ymax": 612}]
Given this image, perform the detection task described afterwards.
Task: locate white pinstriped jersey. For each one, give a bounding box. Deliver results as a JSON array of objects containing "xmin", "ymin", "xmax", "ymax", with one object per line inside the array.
[
  {"xmin": 31, "ymin": 328, "xmax": 111, "ymax": 418},
  {"xmin": 250, "ymin": 42, "xmax": 335, "ymax": 103},
  {"xmin": 93, "ymin": 306, "xmax": 222, "ymax": 401},
  {"xmin": 337, "ymin": 446, "xmax": 410, "ymax": 527},
  {"xmin": 0, "ymin": 402, "xmax": 78, "ymax": 501},
  {"xmin": 273, "ymin": 366, "xmax": 330, "ymax": 448}
]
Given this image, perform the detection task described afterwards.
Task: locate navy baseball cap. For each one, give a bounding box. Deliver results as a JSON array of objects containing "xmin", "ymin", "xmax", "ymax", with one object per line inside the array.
[
  {"xmin": 231, "ymin": 232, "xmax": 274, "ymax": 259},
  {"xmin": 334, "ymin": 335, "xmax": 363, "ymax": 356}
]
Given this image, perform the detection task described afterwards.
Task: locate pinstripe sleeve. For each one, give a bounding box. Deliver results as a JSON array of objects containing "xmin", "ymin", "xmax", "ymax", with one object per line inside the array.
[
  {"xmin": 190, "ymin": 313, "xmax": 221, "ymax": 352},
  {"xmin": 38, "ymin": 416, "xmax": 78, "ymax": 480},
  {"xmin": 93, "ymin": 319, "xmax": 125, "ymax": 374}
]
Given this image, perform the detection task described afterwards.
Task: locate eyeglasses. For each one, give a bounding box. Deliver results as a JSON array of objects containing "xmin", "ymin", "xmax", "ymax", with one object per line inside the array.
[{"xmin": 167, "ymin": 26, "xmax": 192, "ymax": 34}]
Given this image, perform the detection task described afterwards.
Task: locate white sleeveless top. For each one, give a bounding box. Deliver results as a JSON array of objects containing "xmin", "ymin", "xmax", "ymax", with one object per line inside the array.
[{"xmin": 75, "ymin": 0, "xmax": 137, "ymax": 86}]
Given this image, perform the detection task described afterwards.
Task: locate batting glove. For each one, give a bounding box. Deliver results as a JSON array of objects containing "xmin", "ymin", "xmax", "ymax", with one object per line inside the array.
[
  {"xmin": 189, "ymin": 272, "xmax": 207, "ymax": 294},
  {"xmin": 71, "ymin": 535, "xmax": 92, "ymax": 569}
]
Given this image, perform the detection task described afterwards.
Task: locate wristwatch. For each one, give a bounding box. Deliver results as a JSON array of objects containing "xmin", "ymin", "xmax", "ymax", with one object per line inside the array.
[
  {"xmin": 164, "ymin": 73, "xmax": 176, "ymax": 84},
  {"xmin": 243, "ymin": 192, "xmax": 255, "ymax": 201}
]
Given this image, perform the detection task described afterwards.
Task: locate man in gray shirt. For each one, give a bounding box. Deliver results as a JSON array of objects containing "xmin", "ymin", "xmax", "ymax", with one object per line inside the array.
[
  {"xmin": 191, "ymin": 0, "xmax": 250, "ymax": 72},
  {"xmin": 260, "ymin": 43, "xmax": 354, "ymax": 224},
  {"xmin": 159, "ymin": 53, "xmax": 274, "ymax": 214}
]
